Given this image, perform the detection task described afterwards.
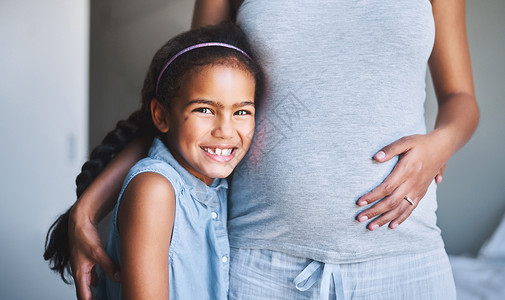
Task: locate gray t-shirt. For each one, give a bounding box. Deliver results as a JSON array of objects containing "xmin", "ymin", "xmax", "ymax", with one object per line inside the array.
[{"xmin": 229, "ymin": 0, "xmax": 444, "ymax": 264}]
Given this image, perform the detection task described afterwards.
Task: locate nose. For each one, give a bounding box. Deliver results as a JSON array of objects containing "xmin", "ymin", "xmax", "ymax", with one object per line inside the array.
[{"xmin": 212, "ymin": 115, "xmax": 234, "ymax": 139}]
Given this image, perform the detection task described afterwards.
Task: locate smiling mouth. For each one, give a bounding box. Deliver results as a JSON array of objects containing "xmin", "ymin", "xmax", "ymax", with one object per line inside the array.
[{"xmin": 201, "ymin": 147, "xmax": 236, "ymax": 157}]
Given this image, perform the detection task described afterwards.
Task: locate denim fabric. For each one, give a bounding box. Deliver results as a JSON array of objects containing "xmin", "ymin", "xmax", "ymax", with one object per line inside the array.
[
  {"xmin": 229, "ymin": 247, "xmax": 456, "ymax": 300},
  {"xmin": 96, "ymin": 138, "xmax": 229, "ymax": 300}
]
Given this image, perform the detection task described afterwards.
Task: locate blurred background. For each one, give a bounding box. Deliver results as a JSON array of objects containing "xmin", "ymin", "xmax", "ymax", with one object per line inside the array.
[{"xmin": 0, "ymin": 0, "xmax": 503, "ymax": 299}]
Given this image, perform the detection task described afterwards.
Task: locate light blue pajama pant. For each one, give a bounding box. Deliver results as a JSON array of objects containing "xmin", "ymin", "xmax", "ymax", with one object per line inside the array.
[{"xmin": 228, "ymin": 247, "xmax": 456, "ymax": 300}]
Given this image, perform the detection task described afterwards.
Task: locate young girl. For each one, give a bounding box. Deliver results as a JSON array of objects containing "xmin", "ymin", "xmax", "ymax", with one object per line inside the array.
[{"xmin": 44, "ymin": 23, "xmax": 263, "ymax": 299}]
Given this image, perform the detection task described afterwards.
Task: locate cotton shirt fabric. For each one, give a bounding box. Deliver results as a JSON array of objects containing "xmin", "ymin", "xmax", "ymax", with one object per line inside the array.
[
  {"xmin": 229, "ymin": 0, "xmax": 444, "ymax": 264},
  {"xmin": 96, "ymin": 138, "xmax": 230, "ymax": 300}
]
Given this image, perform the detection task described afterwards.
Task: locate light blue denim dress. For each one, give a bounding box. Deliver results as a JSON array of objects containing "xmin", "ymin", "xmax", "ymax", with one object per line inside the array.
[{"xmin": 96, "ymin": 138, "xmax": 230, "ymax": 300}]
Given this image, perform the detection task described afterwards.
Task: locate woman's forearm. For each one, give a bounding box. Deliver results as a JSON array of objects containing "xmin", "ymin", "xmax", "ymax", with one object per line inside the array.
[
  {"xmin": 429, "ymin": 0, "xmax": 478, "ymax": 161},
  {"xmin": 191, "ymin": 0, "xmax": 232, "ymax": 29},
  {"xmin": 71, "ymin": 136, "xmax": 152, "ymax": 224},
  {"xmin": 430, "ymin": 92, "xmax": 479, "ymax": 160}
]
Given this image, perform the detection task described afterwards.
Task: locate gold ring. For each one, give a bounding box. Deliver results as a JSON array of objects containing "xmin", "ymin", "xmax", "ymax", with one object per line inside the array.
[{"xmin": 403, "ymin": 196, "xmax": 414, "ymax": 205}]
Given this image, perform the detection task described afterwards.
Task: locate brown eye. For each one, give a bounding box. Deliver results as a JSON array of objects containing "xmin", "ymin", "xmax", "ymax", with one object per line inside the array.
[
  {"xmin": 193, "ymin": 107, "xmax": 213, "ymax": 114},
  {"xmin": 235, "ymin": 110, "xmax": 251, "ymax": 116}
]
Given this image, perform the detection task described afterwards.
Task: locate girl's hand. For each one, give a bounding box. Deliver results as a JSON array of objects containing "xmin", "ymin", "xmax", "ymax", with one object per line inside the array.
[
  {"xmin": 69, "ymin": 206, "xmax": 120, "ymax": 300},
  {"xmin": 356, "ymin": 132, "xmax": 450, "ymax": 231}
]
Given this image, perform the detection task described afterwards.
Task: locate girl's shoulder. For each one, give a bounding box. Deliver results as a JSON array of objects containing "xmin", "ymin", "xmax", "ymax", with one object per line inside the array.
[
  {"xmin": 122, "ymin": 171, "xmax": 176, "ymax": 206},
  {"xmin": 125, "ymin": 156, "xmax": 184, "ymax": 194},
  {"xmin": 112, "ymin": 157, "xmax": 178, "ymax": 235}
]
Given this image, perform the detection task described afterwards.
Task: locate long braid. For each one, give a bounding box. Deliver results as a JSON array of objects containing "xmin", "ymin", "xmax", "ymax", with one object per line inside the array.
[
  {"xmin": 76, "ymin": 110, "xmax": 151, "ymax": 197},
  {"xmin": 43, "ymin": 109, "xmax": 153, "ymax": 283}
]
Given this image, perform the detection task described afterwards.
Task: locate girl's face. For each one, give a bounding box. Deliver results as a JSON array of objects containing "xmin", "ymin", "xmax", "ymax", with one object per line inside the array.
[{"xmin": 162, "ymin": 64, "xmax": 256, "ymax": 185}]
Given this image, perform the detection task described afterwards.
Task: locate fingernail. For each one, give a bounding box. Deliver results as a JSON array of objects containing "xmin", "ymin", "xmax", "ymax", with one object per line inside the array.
[
  {"xmin": 374, "ymin": 151, "xmax": 386, "ymax": 160},
  {"xmin": 369, "ymin": 224, "xmax": 379, "ymax": 231},
  {"xmin": 358, "ymin": 215, "xmax": 368, "ymax": 222},
  {"xmin": 114, "ymin": 272, "xmax": 121, "ymax": 281},
  {"xmin": 390, "ymin": 222, "xmax": 398, "ymax": 229},
  {"xmin": 358, "ymin": 200, "xmax": 367, "ymax": 206}
]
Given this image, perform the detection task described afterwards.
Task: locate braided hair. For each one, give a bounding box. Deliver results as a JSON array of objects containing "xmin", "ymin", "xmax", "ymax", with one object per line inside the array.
[{"xmin": 43, "ymin": 22, "xmax": 264, "ymax": 283}]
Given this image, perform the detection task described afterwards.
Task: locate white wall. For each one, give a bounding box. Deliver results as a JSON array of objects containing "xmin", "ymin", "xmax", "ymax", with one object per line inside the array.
[{"xmin": 0, "ymin": 1, "xmax": 88, "ymax": 299}]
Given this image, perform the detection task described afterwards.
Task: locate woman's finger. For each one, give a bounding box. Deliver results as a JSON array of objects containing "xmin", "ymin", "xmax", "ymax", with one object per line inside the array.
[
  {"xmin": 364, "ymin": 180, "xmax": 431, "ymax": 230},
  {"xmin": 389, "ymin": 186, "xmax": 429, "ymax": 229},
  {"xmin": 373, "ymin": 135, "xmax": 416, "ymax": 163},
  {"xmin": 357, "ymin": 164, "xmax": 409, "ymax": 206},
  {"xmin": 358, "ymin": 139, "xmax": 420, "ymax": 206},
  {"xmin": 74, "ymin": 266, "xmax": 93, "ymax": 300},
  {"xmin": 357, "ymin": 185, "xmax": 409, "ymax": 223},
  {"xmin": 69, "ymin": 219, "xmax": 120, "ymax": 299},
  {"xmin": 435, "ymin": 163, "xmax": 447, "ymax": 184},
  {"xmin": 89, "ymin": 244, "xmax": 121, "ymax": 282},
  {"xmin": 373, "ymin": 197, "xmax": 417, "ymax": 230},
  {"xmin": 389, "ymin": 204, "xmax": 417, "ymax": 229},
  {"xmin": 357, "ymin": 181, "xmax": 421, "ymax": 230}
]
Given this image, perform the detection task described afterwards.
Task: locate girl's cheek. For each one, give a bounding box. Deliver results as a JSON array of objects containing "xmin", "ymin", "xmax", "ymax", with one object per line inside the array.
[{"xmin": 244, "ymin": 119, "xmax": 255, "ymax": 135}]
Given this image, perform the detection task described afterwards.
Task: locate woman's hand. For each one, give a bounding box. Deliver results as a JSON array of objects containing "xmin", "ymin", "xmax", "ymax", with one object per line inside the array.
[
  {"xmin": 69, "ymin": 205, "xmax": 120, "ymax": 300},
  {"xmin": 355, "ymin": 0, "xmax": 479, "ymax": 231},
  {"xmin": 67, "ymin": 137, "xmax": 152, "ymax": 299},
  {"xmin": 356, "ymin": 131, "xmax": 451, "ymax": 230}
]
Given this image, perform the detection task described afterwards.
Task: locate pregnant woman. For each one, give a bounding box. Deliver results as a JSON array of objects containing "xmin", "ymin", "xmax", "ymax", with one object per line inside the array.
[{"xmin": 61, "ymin": 0, "xmax": 478, "ymax": 299}]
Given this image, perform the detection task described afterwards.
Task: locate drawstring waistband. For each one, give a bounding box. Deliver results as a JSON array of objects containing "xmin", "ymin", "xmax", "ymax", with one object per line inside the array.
[{"xmin": 293, "ymin": 261, "xmax": 345, "ymax": 300}]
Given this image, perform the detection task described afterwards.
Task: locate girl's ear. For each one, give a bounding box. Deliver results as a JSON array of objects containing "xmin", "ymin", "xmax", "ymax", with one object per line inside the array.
[{"xmin": 150, "ymin": 99, "xmax": 169, "ymax": 133}]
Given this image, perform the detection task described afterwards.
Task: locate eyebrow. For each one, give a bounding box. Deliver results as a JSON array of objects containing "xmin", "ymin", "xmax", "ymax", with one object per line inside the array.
[{"xmin": 186, "ymin": 99, "xmax": 255, "ymax": 109}]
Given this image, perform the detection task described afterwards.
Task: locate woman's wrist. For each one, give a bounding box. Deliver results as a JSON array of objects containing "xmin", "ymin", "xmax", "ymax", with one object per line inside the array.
[
  {"xmin": 70, "ymin": 190, "xmax": 103, "ymax": 226},
  {"xmin": 70, "ymin": 197, "xmax": 97, "ymax": 226},
  {"xmin": 426, "ymin": 128, "xmax": 456, "ymax": 162}
]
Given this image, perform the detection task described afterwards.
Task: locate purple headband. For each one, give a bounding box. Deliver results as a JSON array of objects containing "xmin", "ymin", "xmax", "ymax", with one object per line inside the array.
[{"xmin": 155, "ymin": 42, "xmax": 253, "ymax": 97}]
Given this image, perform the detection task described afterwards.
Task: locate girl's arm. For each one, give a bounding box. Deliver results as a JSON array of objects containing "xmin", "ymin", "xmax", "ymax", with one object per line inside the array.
[
  {"xmin": 356, "ymin": 0, "xmax": 479, "ymax": 230},
  {"xmin": 191, "ymin": 0, "xmax": 233, "ymax": 29},
  {"xmin": 118, "ymin": 172, "xmax": 175, "ymax": 300},
  {"xmin": 70, "ymin": 137, "xmax": 151, "ymax": 300}
]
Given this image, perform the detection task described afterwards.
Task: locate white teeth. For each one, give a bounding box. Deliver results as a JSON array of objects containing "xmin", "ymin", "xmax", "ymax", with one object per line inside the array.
[{"xmin": 203, "ymin": 147, "xmax": 233, "ymax": 156}]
